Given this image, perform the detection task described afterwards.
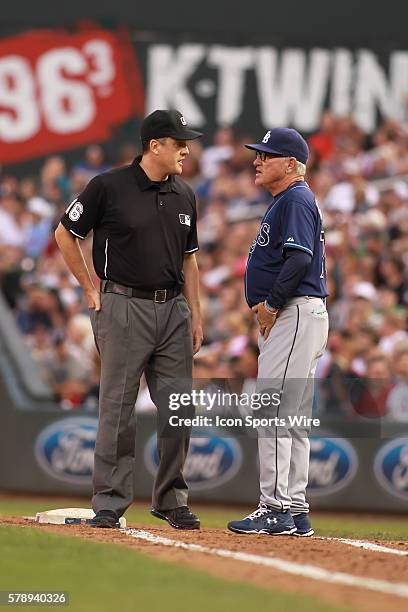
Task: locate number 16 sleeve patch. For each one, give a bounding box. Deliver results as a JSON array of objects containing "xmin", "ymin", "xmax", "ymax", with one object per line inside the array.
[{"xmin": 61, "ymin": 176, "xmax": 105, "ymax": 239}]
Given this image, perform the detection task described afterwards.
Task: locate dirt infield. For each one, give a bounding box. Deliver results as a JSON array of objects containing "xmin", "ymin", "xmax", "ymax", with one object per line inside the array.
[{"xmin": 1, "ymin": 516, "xmax": 407, "ymax": 612}]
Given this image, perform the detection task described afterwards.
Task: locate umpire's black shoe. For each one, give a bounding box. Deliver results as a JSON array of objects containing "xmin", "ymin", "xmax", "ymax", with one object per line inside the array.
[
  {"xmin": 151, "ymin": 506, "xmax": 200, "ymax": 530},
  {"xmin": 90, "ymin": 510, "xmax": 120, "ymax": 529}
]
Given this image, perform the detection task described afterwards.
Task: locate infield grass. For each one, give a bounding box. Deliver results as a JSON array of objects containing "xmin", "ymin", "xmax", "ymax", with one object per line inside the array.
[
  {"xmin": 0, "ymin": 525, "xmax": 347, "ymax": 612},
  {"xmin": 1, "ymin": 495, "xmax": 407, "ymax": 541}
]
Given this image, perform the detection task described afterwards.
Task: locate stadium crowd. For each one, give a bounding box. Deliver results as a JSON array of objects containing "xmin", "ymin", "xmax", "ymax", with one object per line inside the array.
[{"xmin": 1, "ymin": 113, "xmax": 408, "ymax": 420}]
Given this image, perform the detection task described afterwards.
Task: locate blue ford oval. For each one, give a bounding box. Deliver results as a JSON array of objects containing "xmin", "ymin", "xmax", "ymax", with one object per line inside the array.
[
  {"xmin": 35, "ymin": 417, "xmax": 98, "ymax": 485},
  {"xmin": 308, "ymin": 437, "xmax": 358, "ymax": 496},
  {"xmin": 145, "ymin": 431, "xmax": 242, "ymax": 491},
  {"xmin": 374, "ymin": 437, "xmax": 408, "ymax": 500}
]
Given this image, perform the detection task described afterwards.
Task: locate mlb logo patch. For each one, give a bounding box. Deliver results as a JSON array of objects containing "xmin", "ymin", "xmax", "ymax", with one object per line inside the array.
[{"xmin": 179, "ymin": 214, "xmax": 191, "ymax": 226}]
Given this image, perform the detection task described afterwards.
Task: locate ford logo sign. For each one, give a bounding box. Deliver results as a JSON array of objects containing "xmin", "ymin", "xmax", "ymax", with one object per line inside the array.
[
  {"xmin": 35, "ymin": 417, "xmax": 98, "ymax": 485},
  {"xmin": 374, "ymin": 437, "xmax": 408, "ymax": 500},
  {"xmin": 308, "ymin": 437, "xmax": 358, "ymax": 496},
  {"xmin": 145, "ymin": 431, "xmax": 242, "ymax": 491}
]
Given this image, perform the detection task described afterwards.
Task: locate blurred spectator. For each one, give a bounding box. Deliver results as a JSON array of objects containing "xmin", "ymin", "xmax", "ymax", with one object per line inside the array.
[
  {"xmin": 117, "ymin": 143, "xmax": 139, "ymax": 166},
  {"xmin": 387, "ymin": 343, "xmax": 408, "ymax": 421},
  {"xmin": 40, "ymin": 156, "xmax": 69, "ymax": 203},
  {"xmin": 349, "ymin": 326, "xmax": 379, "ymax": 376},
  {"xmin": 38, "ymin": 332, "xmax": 90, "ymax": 408},
  {"xmin": 0, "ymin": 195, "xmax": 28, "ymax": 251},
  {"xmin": 353, "ymin": 353, "xmax": 393, "ymax": 418},
  {"xmin": 16, "ymin": 284, "xmax": 63, "ymax": 334},
  {"xmin": 308, "ymin": 111, "xmax": 336, "ymax": 162},
  {"xmin": 201, "ymin": 127, "xmax": 234, "ymax": 179},
  {"xmin": 318, "ymin": 330, "xmax": 358, "ymax": 416},
  {"xmin": 73, "ymin": 144, "xmax": 110, "ymax": 182},
  {"xmin": 65, "ymin": 313, "xmax": 95, "ymax": 373},
  {"xmin": 25, "ymin": 197, "xmax": 54, "ymax": 259},
  {"xmin": 378, "ymin": 311, "xmax": 408, "ymax": 354}
]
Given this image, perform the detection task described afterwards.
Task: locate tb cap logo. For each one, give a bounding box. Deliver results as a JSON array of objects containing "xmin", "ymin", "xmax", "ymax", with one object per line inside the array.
[
  {"xmin": 180, "ymin": 115, "xmax": 187, "ymax": 126},
  {"xmin": 262, "ymin": 131, "xmax": 271, "ymax": 143}
]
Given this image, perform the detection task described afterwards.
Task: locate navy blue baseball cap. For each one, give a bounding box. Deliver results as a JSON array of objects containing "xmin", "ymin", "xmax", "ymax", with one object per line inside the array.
[{"xmin": 245, "ymin": 128, "xmax": 309, "ymax": 164}]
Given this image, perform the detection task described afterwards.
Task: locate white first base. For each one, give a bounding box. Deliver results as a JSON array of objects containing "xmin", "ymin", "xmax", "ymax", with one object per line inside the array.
[{"xmin": 35, "ymin": 508, "xmax": 126, "ymax": 528}]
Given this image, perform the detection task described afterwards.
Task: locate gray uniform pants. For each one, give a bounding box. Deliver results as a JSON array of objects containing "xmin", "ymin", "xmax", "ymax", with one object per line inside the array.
[
  {"xmin": 257, "ymin": 296, "xmax": 328, "ymax": 513},
  {"xmin": 89, "ymin": 290, "xmax": 193, "ymax": 517}
]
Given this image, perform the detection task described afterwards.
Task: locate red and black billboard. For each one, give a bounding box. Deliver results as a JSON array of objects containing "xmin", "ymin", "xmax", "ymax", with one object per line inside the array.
[
  {"xmin": 0, "ymin": 27, "xmax": 144, "ymax": 164},
  {"xmin": 1, "ymin": 24, "xmax": 407, "ymax": 166}
]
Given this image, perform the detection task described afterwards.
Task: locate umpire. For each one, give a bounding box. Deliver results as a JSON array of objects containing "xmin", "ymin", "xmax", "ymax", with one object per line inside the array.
[{"xmin": 55, "ymin": 110, "xmax": 203, "ymax": 530}]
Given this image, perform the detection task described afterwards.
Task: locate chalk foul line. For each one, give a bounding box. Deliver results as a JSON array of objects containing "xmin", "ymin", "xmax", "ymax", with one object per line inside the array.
[
  {"xmin": 123, "ymin": 529, "xmax": 408, "ymax": 599},
  {"xmin": 322, "ymin": 537, "xmax": 408, "ymax": 557}
]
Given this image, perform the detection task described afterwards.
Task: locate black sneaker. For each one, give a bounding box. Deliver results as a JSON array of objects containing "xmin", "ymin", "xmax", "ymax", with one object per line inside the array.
[
  {"xmin": 89, "ymin": 510, "xmax": 120, "ymax": 529},
  {"xmin": 151, "ymin": 506, "xmax": 200, "ymax": 530}
]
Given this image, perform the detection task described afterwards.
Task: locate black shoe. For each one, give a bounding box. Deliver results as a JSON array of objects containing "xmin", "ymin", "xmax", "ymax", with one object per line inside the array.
[
  {"xmin": 151, "ymin": 506, "xmax": 200, "ymax": 530},
  {"xmin": 89, "ymin": 510, "xmax": 120, "ymax": 529}
]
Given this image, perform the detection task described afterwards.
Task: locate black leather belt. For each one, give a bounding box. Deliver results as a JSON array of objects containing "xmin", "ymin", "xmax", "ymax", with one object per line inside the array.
[{"xmin": 101, "ymin": 280, "xmax": 180, "ymax": 303}]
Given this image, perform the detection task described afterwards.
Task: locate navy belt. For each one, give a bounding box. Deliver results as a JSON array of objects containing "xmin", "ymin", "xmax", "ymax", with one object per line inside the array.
[{"xmin": 101, "ymin": 280, "xmax": 180, "ymax": 303}]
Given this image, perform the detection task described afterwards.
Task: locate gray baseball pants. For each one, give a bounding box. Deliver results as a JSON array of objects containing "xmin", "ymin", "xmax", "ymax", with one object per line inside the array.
[
  {"xmin": 89, "ymin": 290, "xmax": 193, "ymax": 517},
  {"xmin": 257, "ymin": 296, "xmax": 328, "ymax": 513}
]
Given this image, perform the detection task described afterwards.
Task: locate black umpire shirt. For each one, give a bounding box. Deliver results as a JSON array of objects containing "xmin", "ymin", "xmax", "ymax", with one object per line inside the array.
[{"xmin": 60, "ymin": 156, "xmax": 199, "ymax": 290}]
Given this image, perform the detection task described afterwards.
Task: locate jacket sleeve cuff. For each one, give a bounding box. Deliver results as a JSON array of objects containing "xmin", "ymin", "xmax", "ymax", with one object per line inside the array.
[{"xmin": 265, "ymin": 298, "xmax": 280, "ymax": 312}]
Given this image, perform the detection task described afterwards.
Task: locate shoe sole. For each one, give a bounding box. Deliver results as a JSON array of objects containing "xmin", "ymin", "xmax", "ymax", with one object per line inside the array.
[
  {"xmin": 293, "ymin": 529, "xmax": 314, "ymax": 537},
  {"xmin": 228, "ymin": 526, "xmax": 297, "ymax": 535},
  {"xmin": 151, "ymin": 508, "xmax": 200, "ymax": 530},
  {"xmin": 90, "ymin": 518, "xmax": 120, "ymax": 529}
]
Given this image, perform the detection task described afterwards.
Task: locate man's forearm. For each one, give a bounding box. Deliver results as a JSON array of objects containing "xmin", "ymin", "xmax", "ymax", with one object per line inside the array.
[
  {"xmin": 267, "ymin": 249, "xmax": 312, "ymax": 309},
  {"xmin": 54, "ymin": 223, "xmax": 95, "ymax": 293},
  {"xmin": 182, "ymin": 253, "xmax": 201, "ymax": 320}
]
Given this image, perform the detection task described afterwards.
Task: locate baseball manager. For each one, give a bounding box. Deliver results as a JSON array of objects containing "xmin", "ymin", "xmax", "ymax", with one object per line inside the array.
[
  {"xmin": 228, "ymin": 128, "xmax": 329, "ymax": 537},
  {"xmin": 55, "ymin": 110, "xmax": 203, "ymax": 530}
]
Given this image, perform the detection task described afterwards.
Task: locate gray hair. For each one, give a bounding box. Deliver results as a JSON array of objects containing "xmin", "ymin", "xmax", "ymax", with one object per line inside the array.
[{"xmin": 295, "ymin": 159, "xmax": 306, "ymax": 175}]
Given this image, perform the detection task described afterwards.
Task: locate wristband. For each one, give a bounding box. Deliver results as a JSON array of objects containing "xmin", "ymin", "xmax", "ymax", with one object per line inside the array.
[{"xmin": 264, "ymin": 301, "xmax": 279, "ymax": 315}]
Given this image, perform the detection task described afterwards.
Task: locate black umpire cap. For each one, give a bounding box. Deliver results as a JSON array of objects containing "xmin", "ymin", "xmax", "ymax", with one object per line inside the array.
[{"xmin": 141, "ymin": 110, "xmax": 203, "ymax": 143}]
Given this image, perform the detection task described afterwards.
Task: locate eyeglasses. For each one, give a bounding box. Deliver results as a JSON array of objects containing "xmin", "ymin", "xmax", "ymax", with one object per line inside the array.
[
  {"xmin": 255, "ymin": 151, "xmax": 270, "ymax": 162},
  {"xmin": 255, "ymin": 151, "xmax": 288, "ymax": 162}
]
